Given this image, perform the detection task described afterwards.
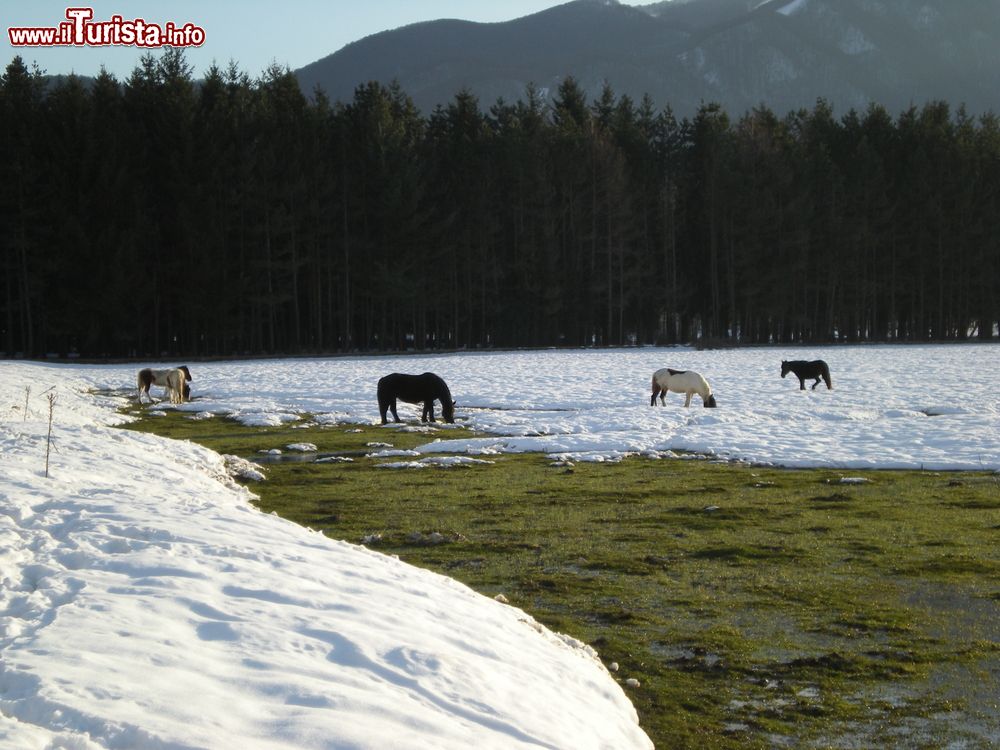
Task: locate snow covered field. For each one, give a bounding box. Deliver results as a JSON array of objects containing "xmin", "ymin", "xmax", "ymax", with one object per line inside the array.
[
  {"xmin": 76, "ymin": 343, "xmax": 1000, "ymax": 470},
  {"xmin": 1, "ymin": 344, "xmax": 996, "ymax": 748}
]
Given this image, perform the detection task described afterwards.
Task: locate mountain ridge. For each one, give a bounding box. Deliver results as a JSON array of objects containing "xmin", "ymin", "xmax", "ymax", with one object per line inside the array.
[{"xmin": 294, "ymin": 0, "xmax": 1000, "ymax": 117}]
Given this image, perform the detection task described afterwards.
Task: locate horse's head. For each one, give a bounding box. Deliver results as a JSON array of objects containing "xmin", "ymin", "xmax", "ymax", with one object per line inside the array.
[
  {"xmin": 704, "ymin": 394, "xmax": 717, "ymax": 408},
  {"xmin": 780, "ymin": 360, "xmax": 790, "ymax": 378},
  {"xmin": 179, "ymin": 365, "xmax": 192, "ymax": 382},
  {"xmin": 442, "ymin": 399, "xmax": 456, "ymax": 424}
]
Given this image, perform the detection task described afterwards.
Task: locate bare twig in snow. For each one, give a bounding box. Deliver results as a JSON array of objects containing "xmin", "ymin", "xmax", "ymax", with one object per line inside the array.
[{"xmin": 45, "ymin": 392, "xmax": 57, "ymax": 478}]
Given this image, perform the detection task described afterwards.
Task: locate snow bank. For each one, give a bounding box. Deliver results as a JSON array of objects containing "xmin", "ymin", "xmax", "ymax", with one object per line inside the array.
[{"xmin": 0, "ymin": 362, "xmax": 651, "ymax": 749}]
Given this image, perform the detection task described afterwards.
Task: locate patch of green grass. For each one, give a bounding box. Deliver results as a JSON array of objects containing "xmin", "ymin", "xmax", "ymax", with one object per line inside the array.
[{"xmin": 122, "ymin": 408, "xmax": 1000, "ymax": 749}]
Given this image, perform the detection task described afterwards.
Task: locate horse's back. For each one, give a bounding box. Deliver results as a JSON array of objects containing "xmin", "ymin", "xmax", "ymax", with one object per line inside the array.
[
  {"xmin": 420, "ymin": 372, "xmax": 447, "ymax": 389},
  {"xmin": 652, "ymin": 368, "xmax": 673, "ymax": 385},
  {"xmin": 786, "ymin": 359, "xmax": 827, "ymax": 372}
]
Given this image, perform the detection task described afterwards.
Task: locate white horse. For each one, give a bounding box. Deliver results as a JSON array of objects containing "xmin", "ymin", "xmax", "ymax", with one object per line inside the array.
[
  {"xmin": 650, "ymin": 368, "xmax": 717, "ymax": 408},
  {"xmin": 137, "ymin": 366, "xmax": 192, "ymax": 404}
]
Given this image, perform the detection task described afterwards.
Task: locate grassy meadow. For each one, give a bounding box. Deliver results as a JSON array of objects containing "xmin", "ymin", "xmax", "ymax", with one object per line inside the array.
[{"xmin": 121, "ymin": 408, "xmax": 1000, "ymax": 749}]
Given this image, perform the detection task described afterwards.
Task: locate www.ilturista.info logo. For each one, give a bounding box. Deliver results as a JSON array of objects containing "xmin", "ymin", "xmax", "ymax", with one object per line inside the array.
[{"xmin": 8, "ymin": 7, "xmax": 205, "ymax": 48}]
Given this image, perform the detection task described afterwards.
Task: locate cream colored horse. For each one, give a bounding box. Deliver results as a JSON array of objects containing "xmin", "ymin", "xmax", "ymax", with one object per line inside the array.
[
  {"xmin": 137, "ymin": 366, "xmax": 192, "ymax": 404},
  {"xmin": 650, "ymin": 368, "xmax": 717, "ymax": 408}
]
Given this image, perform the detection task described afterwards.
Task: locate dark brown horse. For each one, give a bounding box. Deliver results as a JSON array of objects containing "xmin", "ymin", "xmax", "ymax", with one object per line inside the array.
[
  {"xmin": 781, "ymin": 360, "xmax": 832, "ymax": 390},
  {"xmin": 377, "ymin": 372, "xmax": 455, "ymax": 424}
]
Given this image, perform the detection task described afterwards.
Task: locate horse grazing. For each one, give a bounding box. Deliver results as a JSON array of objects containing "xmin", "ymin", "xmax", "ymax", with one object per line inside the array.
[
  {"xmin": 378, "ymin": 372, "xmax": 455, "ymax": 425},
  {"xmin": 650, "ymin": 368, "xmax": 717, "ymax": 408},
  {"xmin": 137, "ymin": 366, "xmax": 192, "ymax": 404},
  {"xmin": 781, "ymin": 360, "xmax": 832, "ymax": 390}
]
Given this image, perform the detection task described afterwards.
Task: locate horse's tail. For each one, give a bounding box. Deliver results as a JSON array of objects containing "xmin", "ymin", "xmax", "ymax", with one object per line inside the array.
[
  {"xmin": 821, "ymin": 362, "xmax": 833, "ymax": 390},
  {"xmin": 168, "ymin": 369, "xmax": 186, "ymax": 404},
  {"xmin": 137, "ymin": 369, "xmax": 151, "ymax": 401}
]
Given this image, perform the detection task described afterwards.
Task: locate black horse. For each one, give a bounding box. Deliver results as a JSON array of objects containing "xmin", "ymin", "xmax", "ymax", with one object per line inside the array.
[
  {"xmin": 781, "ymin": 360, "xmax": 833, "ymax": 390},
  {"xmin": 377, "ymin": 372, "xmax": 456, "ymax": 425}
]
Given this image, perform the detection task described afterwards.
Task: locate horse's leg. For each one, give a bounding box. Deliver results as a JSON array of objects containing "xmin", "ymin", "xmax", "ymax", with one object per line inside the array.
[
  {"xmin": 798, "ymin": 377, "xmax": 806, "ymax": 391},
  {"xmin": 424, "ymin": 401, "xmax": 435, "ymax": 423},
  {"xmin": 811, "ymin": 377, "xmax": 820, "ymax": 390},
  {"xmin": 684, "ymin": 392, "xmax": 692, "ymax": 407},
  {"xmin": 650, "ymin": 388, "xmax": 660, "ymax": 407},
  {"xmin": 390, "ymin": 400, "xmax": 400, "ymax": 423}
]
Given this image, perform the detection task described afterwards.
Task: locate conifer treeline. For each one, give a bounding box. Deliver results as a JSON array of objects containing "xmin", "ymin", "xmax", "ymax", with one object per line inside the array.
[{"xmin": 2, "ymin": 52, "xmax": 997, "ymax": 357}]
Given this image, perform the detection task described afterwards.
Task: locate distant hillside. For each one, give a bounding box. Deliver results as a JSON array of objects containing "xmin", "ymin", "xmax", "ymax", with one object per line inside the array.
[{"xmin": 295, "ymin": 0, "xmax": 1000, "ymax": 116}]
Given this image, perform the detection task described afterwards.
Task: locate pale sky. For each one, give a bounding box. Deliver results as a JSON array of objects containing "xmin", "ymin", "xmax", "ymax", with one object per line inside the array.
[{"xmin": 4, "ymin": 1, "xmax": 664, "ymax": 79}]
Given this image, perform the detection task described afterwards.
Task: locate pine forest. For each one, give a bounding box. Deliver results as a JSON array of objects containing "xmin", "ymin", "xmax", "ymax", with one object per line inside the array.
[{"xmin": 2, "ymin": 51, "xmax": 998, "ymax": 358}]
